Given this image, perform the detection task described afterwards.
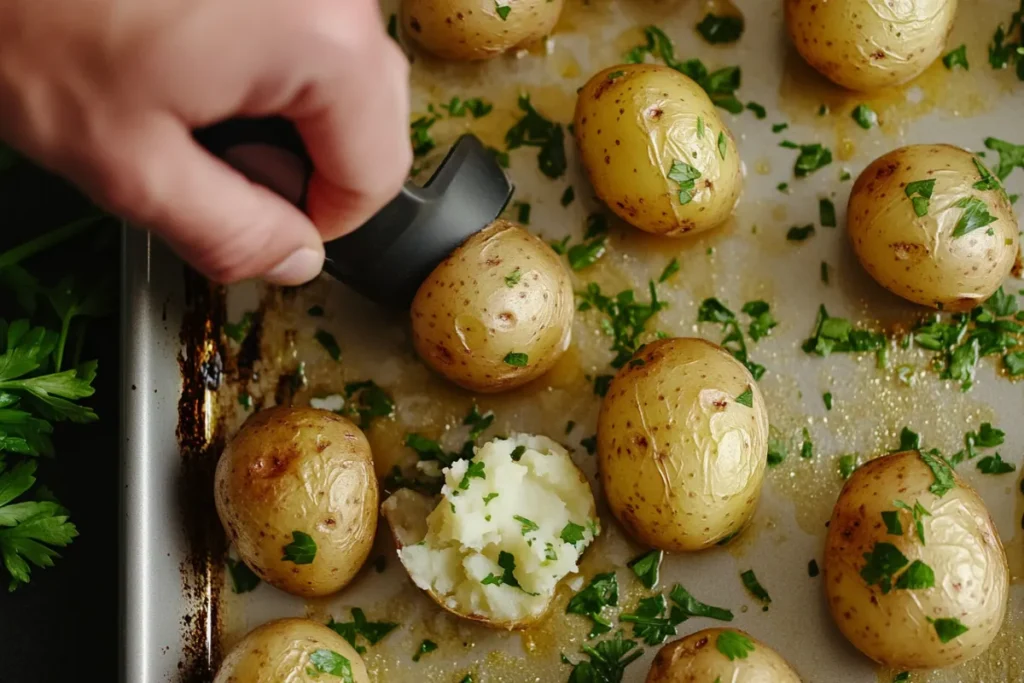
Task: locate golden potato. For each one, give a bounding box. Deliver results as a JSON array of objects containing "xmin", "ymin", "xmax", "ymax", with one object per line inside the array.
[
  {"xmin": 646, "ymin": 628, "xmax": 801, "ymax": 683},
  {"xmin": 824, "ymin": 450, "xmax": 1009, "ymax": 669},
  {"xmin": 574, "ymin": 64, "xmax": 742, "ymax": 237},
  {"xmin": 381, "ymin": 435, "xmax": 600, "ymax": 630},
  {"xmin": 785, "ymin": 0, "xmax": 958, "ymax": 91},
  {"xmin": 410, "ymin": 219, "xmax": 574, "ymax": 393},
  {"xmin": 848, "ymin": 144, "xmax": 1018, "ymax": 311},
  {"xmin": 597, "ymin": 338, "xmax": 769, "ymax": 551},
  {"xmin": 401, "ymin": 0, "xmax": 563, "ymax": 61},
  {"xmin": 214, "ymin": 618, "xmax": 370, "ymax": 683},
  {"xmin": 214, "ymin": 406, "xmax": 378, "ymax": 598}
]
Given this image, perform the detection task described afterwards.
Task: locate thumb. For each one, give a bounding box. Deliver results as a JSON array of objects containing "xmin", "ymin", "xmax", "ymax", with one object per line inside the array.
[{"xmin": 88, "ymin": 115, "xmax": 325, "ymax": 285}]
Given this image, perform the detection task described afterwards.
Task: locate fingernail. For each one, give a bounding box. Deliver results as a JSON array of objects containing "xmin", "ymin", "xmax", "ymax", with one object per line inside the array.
[{"xmin": 265, "ymin": 247, "xmax": 324, "ymax": 285}]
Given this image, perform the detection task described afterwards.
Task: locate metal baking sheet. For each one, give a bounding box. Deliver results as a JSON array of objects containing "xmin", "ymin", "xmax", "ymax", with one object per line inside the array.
[{"xmin": 122, "ymin": 0, "xmax": 1024, "ymax": 681}]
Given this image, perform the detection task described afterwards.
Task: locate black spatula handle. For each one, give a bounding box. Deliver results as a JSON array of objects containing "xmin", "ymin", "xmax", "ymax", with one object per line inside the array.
[{"xmin": 195, "ymin": 117, "xmax": 513, "ymax": 307}]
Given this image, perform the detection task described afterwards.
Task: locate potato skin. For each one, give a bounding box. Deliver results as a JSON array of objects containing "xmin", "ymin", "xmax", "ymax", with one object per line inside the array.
[
  {"xmin": 214, "ymin": 406, "xmax": 379, "ymax": 598},
  {"xmin": 402, "ymin": 0, "xmax": 563, "ymax": 61},
  {"xmin": 410, "ymin": 219, "xmax": 574, "ymax": 393},
  {"xmin": 574, "ymin": 64, "xmax": 742, "ymax": 237},
  {"xmin": 785, "ymin": 0, "xmax": 958, "ymax": 91},
  {"xmin": 646, "ymin": 628, "xmax": 801, "ymax": 683},
  {"xmin": 213, "ymin": 618, "xmax": 371, "ymax": 683},
  {"xmin": 597, "ymin": 338, "xmax": 768, "ymax": 551},
  {"xmin": 848, "ymin": 144, "xmax": 1018, "ymax": 311},
  {"xmin": 824, "ymin": 450, "xmax": 1009, "ymax": 669}
]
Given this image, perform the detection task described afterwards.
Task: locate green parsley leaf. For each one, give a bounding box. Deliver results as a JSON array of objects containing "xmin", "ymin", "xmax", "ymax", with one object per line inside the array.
[
  {"xmin": 696, "ymin": 14, "xmax": 744, "ymax": 43},
  {"xmin": 860, "ymin": 541, "xmax": 908, "ymax": 593},
  {"xmin": 972, "ymin": 157, "xmax": 1004, "ymax": 192},
  {"xmin": 698, "ymin": 298, "xmax": 735, "ymax": 323},
  {"xmin": 593, "ymin": 375, "xmax": 613, "ymax": 397},
  {"xmin": 716, "ymin": 631, "xmax": 755, "ymax": 661},
  {"xmin": 839, "ymin": 454, "xmax": 859, "ymax": 479},
  {"xmin": 516, "ymin": 202, "xmax": 532, "ymax": 225},
  {"xmin": 951, "ymin": 197, "xmax": 998, "ymax": 237},
  {"xmin": 800, "ymin": 428, "xmax": 813, "ymax": 459},
  {"xmin": 823, "ymin": 392, "xmax": 833, "ymax": 410},
  {"xmin": 308, "ymin": 649, "xmax": 354, "ymax": 680},
  {"xmin": 561, "ymin": 521, "xmax": 587, "ymax": 546},
  {"xmin": 506, "ymin": 94, "xmax": 566, "ymax": 178},
  {"xmin": 976, "ymin": 422, "xmax": 1006, "ymax": 448},
  {"xmin": 226, "ymin": 557, "xmax": 260, "ymax": 594},
  {"xmin": 1005, "ymin": 351, "xmax": 1024, "ymax": 376},
  {"xmin": 503, "ymin": 352, "xmax": 529, "ymax": 367},
  {"xmin": 514, "ymin": 515, "xmax": 539, "ymax": 534},
  {"xmin": 565, "ymin": 632, "xmax": 644, "ymax": 682},
  {"xmin": 567, "ymin": 238, "xmax": 608, "ymax": 271},
  {"xmin": 483, "ymin": 493, "xmax": 499, "ymax": 505},
  {"xmin": 905, "ymin": 179, "xmax": 936, "ymax": 217},
  {"xmin": 282, "ymin": 531, "xmax": 317, "ymax": 564},
  {"xmin": 742, "ymin": 300, "xmax": 777, "ymax": 341},
  {"xmin": 840, "ymin": 169, "xmax": 852, "ymax": 181},
  {"xmin": 882, "ymin": 510, "xmax": 903, "ymax": 536},
  {"xmin": 627, "ymin": 549, "xmax": 663, "ymax": 589},
  {"xmin": 740, "ymin": 569, "xmax": 771, "ymax": 608},
  {"xmin": 893, "ymin": 673, "xmax": 910, "ymax": 682},
  {"xmin": 894, "ymin": 499, "xmax": 931, "ymax": 544},
  {"xmin": 735, "ymin": 387, "xmax": 754, "ymax": 407},
  {"xmin": 566, "ymin": 572, "xmax": 619, "ymax": 637},
  {"xmin": 697, "ymin": 116, "xmax": 706, "ymax": 138},
  {"xmin": 459, "ymin": 460, "xmax": 486, "ymax": 489},
  {"xmin": 410, "ymin": 115, "xmax": 438, "ymax": 157},
  {"xmin": 462, "ymin": 404, "xmax": 494, "ymax": 441},
  {"xmin": 977, "ymin": 453, "xmax": 1016, "ymax": 474},
  {"xmin": 659, "ymin": 259, "xmax": 680, "ymax": 283},
  {"xmin": 787, "ymin": 225, "xmax": 815, "ymax": 241},
  {"xmin": 767, "ymin": 438, "xmax": 786, "ymax": 466},
  {"xmin": 224, "ymin": 312, "xmax": 254, "ymax": 342},
  {"xmin": 819, "ymin": 198, "xmax": 837, "ymax": 227},
  {"xmin": 413, "ymin": 639, "xmax": 438, "ymax": 662},
  {"xmin": 943, "ymin": 44, "xmax": 969, "ymax": 70},
  {"xmin": 328, "ymin": 608, "xmax": 398, "ymax": 653},
  {"xmin": 505, "ymin": 267, "xmax": 523, "ymax": 288},
  {"xmin": 772, "ymin": 122, "xmax": 788, "ymax": 133},
  {"xmin": 895, "ymin": 559, "xmax": 935, "ymax": 590},
  {"xmin": 620, "ymin": 594, "xmax": 678, "ymax": 645},
  {"xmin": 919, "ymin": 450, "xmax": 955, "ymax": 497},
  {"xmin": 510, "ymin": 445, "xmax": 526, "ymax": 462},
  {"xmin": 342, "ymin": 381, "xmax": 395, "ymax": 429},
  {"xmin": 581, "ymin": 434, "xmax": 598, "ymax": 455},
  {"xmin": 930, "ymin": 617, "xmax": 969, "ymax": 643},
  {"xmin": 851, "ymin": 104, "xmax": 878, "ymax": 129},
  {"xmin": 802, "ymin": 305, "xmax": 886, "ymax": 357},
  {"xmin": 808, "ymin": 560, "xmax": 820, "ymax": 577},
  {"xmin": 314, "ymin": 329, "xmax": 342, "ymax": 361},
  {"xmin": 984, "ymin": 137, "xmax": 1024, "ymax": 180},
  {"xmin": 495, "ymin": 2, "xmax": 510, "ymax": 21},
  {"xmin": 561, "ymin": 186, "xmax": 576, "ymax": 207},
  {"xmin": 669, "ymin": 583, "xmax": 734, "ymax": 621},
  {"xmin": 576, "ymin": 281, "xmax": 666, "ymax": 368},
  {"xmin": 793, "ymin": 143, "xmax": 833, "ymax": 177},
  {"xmin": 668, "ymin": 160, "xmax": 702, "ymax": 205},
  {"xmin": 746, "ymin": 102, "xmax": 767, "ymax": 118},
  {"xmin": 899, "ymin": 426, "xmax": 921, "ymax": 451},
  {"xmin": 717, "ymin": 132, "xmax": 727, "ymax": 160},
  {"xmin": 820, "ymin": 261, "xmax": 830, "ymax": 284}
]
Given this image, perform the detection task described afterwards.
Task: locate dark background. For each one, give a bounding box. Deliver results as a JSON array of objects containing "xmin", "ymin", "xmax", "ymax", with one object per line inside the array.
[{"xmin": 0, "ymin": 163, "xmax": 119, "ymax": 682}]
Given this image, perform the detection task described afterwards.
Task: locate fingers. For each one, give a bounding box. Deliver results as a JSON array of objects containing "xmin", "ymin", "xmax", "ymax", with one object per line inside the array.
[
  {"xmin": 293, "ymin": 21, "xmax": 412, "ymax": 241},
  {"xmin": 85, "ymin": 114, "xmax": 326, "ymax": 285}
]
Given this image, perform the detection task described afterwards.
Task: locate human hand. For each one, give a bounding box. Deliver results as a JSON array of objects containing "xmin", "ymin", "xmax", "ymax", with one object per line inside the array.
[{"xmin": 0, "ymin": 0, "xmax": 411, "ymax": 285}]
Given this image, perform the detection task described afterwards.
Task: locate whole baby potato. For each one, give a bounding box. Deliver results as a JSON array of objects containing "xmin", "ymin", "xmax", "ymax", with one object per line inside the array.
[
  {"xmin": 848, "ymin": 144, "xmax": 1018, "ymax": 311},
  {"xmin": 646, "ymin": 628, "xmax": 801, "ymax": 683},
  {"xmin": 410, "ymin": 219, "xmax": 574, "ymax": 393},
  {"xmin": 824, "ymin": 450, "xmax": 1009, "ymax": 669},
  {"xmin": 574, "ymin": 64, "xmax": 742, "ymax": 237},
  {"xmin": 402, "ymin": 0, "xmax": 564, "ymax": 61},
  {"xmin": 215, "ymin": 406, "xmax": 379, "ymax": 598},
  {"xmin": 785, "ymin": 0, "xmax": 958, "ymax": 91},
  {"xmin": 213, "ymin": 618, "xmax": 371, "ymax": 683},
  {"xmin": 597, "ymin": 338, "xmax": 769, "ymax": 551}
]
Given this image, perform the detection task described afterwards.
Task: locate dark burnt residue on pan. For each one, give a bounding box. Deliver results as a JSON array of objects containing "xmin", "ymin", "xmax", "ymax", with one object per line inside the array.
[{"xmin": 176, "ymin": 266, "xmax": 228, "ymax": 682}]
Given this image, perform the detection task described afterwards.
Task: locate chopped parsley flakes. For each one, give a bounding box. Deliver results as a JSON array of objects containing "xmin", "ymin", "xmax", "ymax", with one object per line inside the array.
[
  {"xmin": 696, "ymin": 14, "xmax": 744, "ymax": 44},
  {"xmin": 716, "ymin": 631, "xmax": 755, "ymax": 661},
  {"xmin": 668, "ymin": 160, "xmax": 702, "ymax": 205},
  {"xmin": 627, "ymin": 549, "xmax": 663, "ymax": 589},
  {"xmin": 943, "ymin": 44, "xmax": 969, "ymax": 70},
  {"xmin": 566, "ymin": 572, "xmax": 619, "ymax": 637},
  {"xmin": 505, "ymin": 94, "xmax": 566, "ymax": 178},
  {"xmin": 905, "ymin": 179, "xmax": 936, "ymax": 217}
]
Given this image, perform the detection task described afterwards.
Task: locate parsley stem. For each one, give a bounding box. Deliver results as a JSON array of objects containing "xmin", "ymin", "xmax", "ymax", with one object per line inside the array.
[{"xmin": 0, "ymin": 214, "xmax": 105, "ymax": 271}]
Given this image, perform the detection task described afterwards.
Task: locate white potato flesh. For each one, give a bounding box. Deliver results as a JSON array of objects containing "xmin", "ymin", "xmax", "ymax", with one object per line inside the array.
[
  {"xmin": 213, "ymin": 618, "xmax": 371, "ymax": 683},
  {"xmin": 597, "ymin": 338, "xmax": 769, "ymax": 551},
  {"xmin": 824, "ymin": 450, "xmax": 1009, "ymax": 669},
  {"xmin": 381, "ymin": 434, "xmax": 599, "ymax": 628},
  {"xmin": 785, "ymin": 0, "xmax": 958, "ymax": 91},
  {"xmin": 645, "ymin": 628, "xmax": 802, "ymax": 683},
  {"xmin": 574, "ymin": 64, "xmax": 742, "ymax": 237},
  {"xmin": 848, "ymin": 144, "xmax": 1018, "ymax": 311},
  {"xmin": 402, "ymin": 0, "xmax": 564, "ymax": 61}
]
